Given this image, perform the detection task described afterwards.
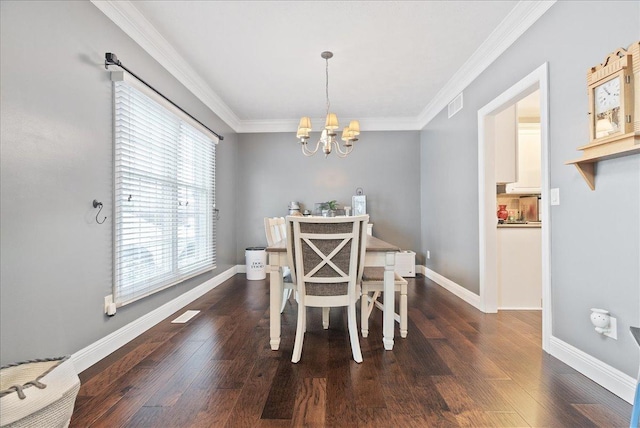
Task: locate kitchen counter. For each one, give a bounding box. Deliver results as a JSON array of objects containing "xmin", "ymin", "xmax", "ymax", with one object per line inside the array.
[{"xmin": 497, "ymin": 222, "xmax": 541, "ymax": 228}]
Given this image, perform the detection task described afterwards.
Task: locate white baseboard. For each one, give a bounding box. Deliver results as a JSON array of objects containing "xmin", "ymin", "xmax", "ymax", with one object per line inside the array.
[
  {"xmin": 237, "ymin": 264, "xmax": 246, "ymax": 273},
  {"xmin": 549, "ymin": 336, "xmax": 635, "ymax": 404},
  {"xmin": 72, "ymin": 264, "xmax": 636, "ymax": 406},
  {"xmin": 418, "ymin": 265, "xmax": 636, "ymax": 404},
  {"xmin": 499, "ymin": 307, "xmax": 542, "ymax": 311},
  {"xmin": 71, "ymin": 265, "xmax": 238, "ymax": 373},
  {"xmin": 420, "ymin": 266, "xmax": 482, "ymax": 310}
]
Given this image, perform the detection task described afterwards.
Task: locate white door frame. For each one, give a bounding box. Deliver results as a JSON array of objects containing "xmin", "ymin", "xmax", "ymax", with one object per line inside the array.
[{"xmin": 477, "ymin": 63, "xmax": 551, "ymax": 352}]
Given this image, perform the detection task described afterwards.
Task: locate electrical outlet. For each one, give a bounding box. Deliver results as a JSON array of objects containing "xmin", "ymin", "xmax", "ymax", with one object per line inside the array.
[
  {"xmin": 104, "ymin": 295, "xmax": 113, "ymax": 314},
  {"xmin": 427, "ymin": 251, "xmax": 431, "ymax": 259},
  {"xmin": 604, "ymin": 316, "xmax": 618, "ymax": 340}
]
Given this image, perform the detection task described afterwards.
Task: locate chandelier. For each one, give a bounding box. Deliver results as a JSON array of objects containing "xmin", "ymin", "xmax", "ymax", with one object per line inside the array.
[{"xmin": 296, "ymin": 51, "xmax": 360, "ymax": 158}]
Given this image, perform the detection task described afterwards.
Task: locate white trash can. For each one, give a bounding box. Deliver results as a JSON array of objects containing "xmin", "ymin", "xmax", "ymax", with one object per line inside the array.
[{"xmin": 245, "ymin": 247, "xmax": 267, "ymax": 280}]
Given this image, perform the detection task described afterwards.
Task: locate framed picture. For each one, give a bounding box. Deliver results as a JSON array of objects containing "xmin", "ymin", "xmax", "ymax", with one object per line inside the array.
[{"xmin": 352, "ymin": 195, "xmax": 366, "ymax": 216}]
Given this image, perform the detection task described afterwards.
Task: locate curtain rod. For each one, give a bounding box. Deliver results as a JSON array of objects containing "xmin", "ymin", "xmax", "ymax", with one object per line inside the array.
[{"xmin": 104, "ymin": 52, "xmax": 224, "ymax": 141}]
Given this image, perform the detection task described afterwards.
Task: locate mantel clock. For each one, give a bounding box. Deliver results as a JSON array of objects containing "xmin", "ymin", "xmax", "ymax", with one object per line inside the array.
[{"xmin": 587, "ymin": 45, "xmax": 637, "ymax": 143}]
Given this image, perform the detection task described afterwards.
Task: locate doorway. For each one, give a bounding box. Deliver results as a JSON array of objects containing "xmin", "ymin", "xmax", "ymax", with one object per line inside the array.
[{"xmin": 477, "ymin": 63, "xmax": 551, "ymax": 351}]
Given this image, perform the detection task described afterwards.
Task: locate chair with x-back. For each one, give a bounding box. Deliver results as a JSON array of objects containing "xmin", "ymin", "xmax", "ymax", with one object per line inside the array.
[
  {"xmin": 286, "ymin": 215, "xmax": 369, "ymax": 363},
  {"xmin": 264, "ymin": 217, "xmax": 295, "ymax": 313}
]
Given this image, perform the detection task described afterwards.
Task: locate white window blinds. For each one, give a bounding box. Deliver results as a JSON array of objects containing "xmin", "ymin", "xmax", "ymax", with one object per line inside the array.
[{"xmin": 112, "ymin": 72, "xmax": 218, "ymax": 306}]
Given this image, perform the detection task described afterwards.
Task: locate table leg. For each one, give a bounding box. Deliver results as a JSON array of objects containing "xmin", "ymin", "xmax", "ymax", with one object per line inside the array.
[
  {"xmin": 383, "ymin": 251, "xmax": 396, "ymax": 350},
  {"xmin": 269, "ymin": 252, "xmax": 282, "ymax": 350}
]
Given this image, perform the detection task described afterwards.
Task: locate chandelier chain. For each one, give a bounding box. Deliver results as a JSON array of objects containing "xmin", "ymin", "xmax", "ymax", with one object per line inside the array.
[{"xmin": 325, "ymin": 56, "xmax": 330, "ymax": 116}]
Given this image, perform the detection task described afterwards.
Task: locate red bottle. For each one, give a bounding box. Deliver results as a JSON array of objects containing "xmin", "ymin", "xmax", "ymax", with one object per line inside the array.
[{"xmin": 497, "ymin": 205, "xmax": 508, "ymax": 221}]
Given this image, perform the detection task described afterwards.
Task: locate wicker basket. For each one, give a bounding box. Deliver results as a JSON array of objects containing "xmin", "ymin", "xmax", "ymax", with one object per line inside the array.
[{"xmin": 0, "ymin": 357, "xmax": 80, "ymax": 428}]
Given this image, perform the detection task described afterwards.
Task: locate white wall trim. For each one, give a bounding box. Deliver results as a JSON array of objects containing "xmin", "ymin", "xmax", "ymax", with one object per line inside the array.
[
  {"xmin": 549, "ymin": 336, "xmax": 636, "ymax": 404},
  {"xmin": 71, "ymin": 266, "xmax": 237, "ymax": 373},
  {"xmin": 90, "ymin": 0, "xmax": 242, "ymax": 132},
  {"xmin": 236, "ymin": 264, "xmax": 246, "ymax": 274},
  {"xmin": 416, "ymin": 1, "xmax": 556, "ymax": 128},
  {"xmin": 420, "ymin": 264, "xmax": 636, "ymax": 404},
  {"xmin": 477, "ymin": 62, "xmax": 551, "ymax": 351},
  {"xmin": 422, "ymin": 266, "xmax": 483, "ymax": 311},
  {"xmin": 236, "ymin": 116, "xmax": 423, "ymax": 133},
  {"xmin": 63, "ymin": 263, "xmax": 640, "ymax": 404},
  {"xmin": 91, "ymin": 0, "xmax": 555, "ymax": 134}
]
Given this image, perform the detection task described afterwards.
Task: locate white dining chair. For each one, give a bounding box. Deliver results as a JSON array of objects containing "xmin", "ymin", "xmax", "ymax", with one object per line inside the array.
[
  {"xmin": 264, "ymin": 217, "xmax": 287, "ymax": 247},
  {"xmin": 360, "ymin": 268, "xmax": 408, "ymax": 339},
  {"xmin": 286, "ymin": 215, "xmax": 369, "ymax": 363},
  {"xmin": 264, "ymin": 217, "xmax": 295, "ymax": 313}
]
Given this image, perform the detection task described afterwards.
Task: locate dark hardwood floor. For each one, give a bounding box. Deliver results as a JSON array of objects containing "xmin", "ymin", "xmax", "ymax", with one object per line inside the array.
[{"xmin": 71, "ymin": 274, "xmax": 632, "ymax": 427}]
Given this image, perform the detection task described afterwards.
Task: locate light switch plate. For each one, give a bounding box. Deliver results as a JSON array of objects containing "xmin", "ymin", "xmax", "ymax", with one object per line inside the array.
[{"xmin": 550, "ymin": 188, "xmax": 560, "ymax": 205}]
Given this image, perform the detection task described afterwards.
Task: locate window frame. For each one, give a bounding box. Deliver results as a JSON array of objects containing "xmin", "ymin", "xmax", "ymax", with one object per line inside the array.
[{"xmin": 111, "ymin": 71, "xmax": 218, "ymax": 307}]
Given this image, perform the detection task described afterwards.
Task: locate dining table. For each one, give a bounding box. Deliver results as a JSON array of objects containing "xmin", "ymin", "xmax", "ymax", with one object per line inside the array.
[{"xmin": 266, "ymin": 233, "xmax": 401, "ymax": 351}]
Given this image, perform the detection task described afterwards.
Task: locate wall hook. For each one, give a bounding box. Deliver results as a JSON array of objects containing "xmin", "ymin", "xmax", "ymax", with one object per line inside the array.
[{"xmin": 93, "ymin": 199, "xmax": 107, "ymax": 224}]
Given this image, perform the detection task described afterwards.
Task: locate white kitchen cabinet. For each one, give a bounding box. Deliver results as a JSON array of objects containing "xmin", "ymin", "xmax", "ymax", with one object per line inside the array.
[
  {"xmin": 494, "ymin": 105, "xmax": 517, "ymax": 184},
  {"xmin": 505, "ymin": 123, "xmax": 541, "ymax": 194},
  {"xmin": 497, "ymin": 226, "xmax": 542, "ymax": 309}
]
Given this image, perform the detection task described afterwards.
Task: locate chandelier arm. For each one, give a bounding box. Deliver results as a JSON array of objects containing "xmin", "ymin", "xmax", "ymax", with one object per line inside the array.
[
  {"xmin": 332, "ymin": 141, "xmax": 353, "ymax": 158},
  {"xmin": 301, "ymin": 140, "xmax": 322, "ymax": 157}
]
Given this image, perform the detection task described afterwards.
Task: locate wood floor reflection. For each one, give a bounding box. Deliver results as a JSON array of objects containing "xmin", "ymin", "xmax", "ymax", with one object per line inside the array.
[{"xmin": 71, "ymin": 274, "xmax": 632, "ymax": 427}]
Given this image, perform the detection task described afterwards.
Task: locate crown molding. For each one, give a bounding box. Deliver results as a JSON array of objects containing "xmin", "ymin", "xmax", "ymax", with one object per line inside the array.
[
  {"xmin": 92, "ymin": 0, "xmax": 554, "ymax": 134},
  {"xmin": 90, "ymin": 0, "xmax": 242, "ymax": 132},
  {"xmin": 236, "ymin": 116, "xmax": 423, "ymax": 133},
  {"xmin": 416, "ymin": 0, "xmax": 556, "ymax": 129},
  {"xmin": 236, "ymin": 119, "xmax": 301, "ymax": 134}
]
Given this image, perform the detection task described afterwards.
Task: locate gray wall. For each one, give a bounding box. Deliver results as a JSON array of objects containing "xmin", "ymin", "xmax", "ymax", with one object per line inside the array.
[
  {"xmin": 420, "ymin": 1, "xmax": 639, "ymax": 376},
  {"xmin": 0, "ymin": 1, "xmax": 237, "ymax": 365},
  {"xmin": 420, "ymin": 120, "xmax": 480, "ymax": 293},
  {"xmin": 2, "ymin": 0, "xmax": 637, "ymax": 386},
  {"xmin": 236, "ymin": 131, "xmax": 421, "ymax": 263}
]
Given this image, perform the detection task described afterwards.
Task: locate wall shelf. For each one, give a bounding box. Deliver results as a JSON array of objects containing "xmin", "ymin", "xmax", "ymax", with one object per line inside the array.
[
  {"xmin": 567, "ymin": 42, "xmax": 640, "ymax": 190},
  {"xmin": 565, "ymin": 132, "xmax": 640, "ymax": 190}
]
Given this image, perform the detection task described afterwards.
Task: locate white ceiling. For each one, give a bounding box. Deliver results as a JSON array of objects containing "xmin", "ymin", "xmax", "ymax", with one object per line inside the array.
[{"xmin": 92, "ymin": 1, "xmax": 555, "ymax": 133}]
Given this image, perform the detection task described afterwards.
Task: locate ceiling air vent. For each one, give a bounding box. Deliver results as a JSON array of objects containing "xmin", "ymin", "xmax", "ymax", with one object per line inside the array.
[{"xmin": 448, "ymin": 93, "xmax": 463, "ymax": 118}]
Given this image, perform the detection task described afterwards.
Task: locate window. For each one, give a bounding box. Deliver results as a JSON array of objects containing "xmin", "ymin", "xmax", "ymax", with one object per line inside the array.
[{"xmin": 112, "ymin": 72, "xmax": 218, "ymax": 306}]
